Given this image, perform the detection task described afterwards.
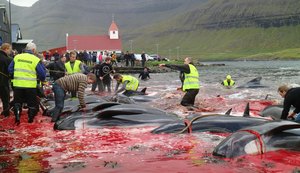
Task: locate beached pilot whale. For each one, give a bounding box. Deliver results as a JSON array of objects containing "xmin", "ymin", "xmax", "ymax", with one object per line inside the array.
[
  {"xmin": 151, "ymin": 115, "xmax": 268, "ymax": 134},
  {"xmin": 41, "ymin": 95, "xmax": 108, "ymax": 115},
  {"xmin": 213, "ymin": 120, "xmax": 300, "ymax": 158},
  {"xmin": 259, "ymin": 105, "xmax": 283, "ymax": 120},
  {"xmin": 259, "ymin": 104, "xmax": 295, "ymax": 120},
  {"xmin": 151, "ymin": 114, "xmax": 268, "ymax": 134},
  {"xmin": 151, "ymin": 103, "xmax": 268, "ymax": 134},
  {"xmin": 236, "ymin": 76, "xmax": 268, "ymax": 89},
  {"xmin": 54, "ymin": 103, "xmax": 179, "ymax": 130},
  {"xmin": 102, "ymin": 88, "xmax": 156, "ymax": 103}
]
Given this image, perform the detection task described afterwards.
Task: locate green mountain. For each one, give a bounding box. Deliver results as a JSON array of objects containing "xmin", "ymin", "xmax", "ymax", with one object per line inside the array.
[{"xmin": 9, "ymin": 0, "xmax": 300, "ymax": 60}]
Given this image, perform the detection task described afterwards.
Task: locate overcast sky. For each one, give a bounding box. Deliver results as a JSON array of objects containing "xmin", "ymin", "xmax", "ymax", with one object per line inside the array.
[{"xmin": 6, "ymin": 0, "xmax": 39, "ymax": 7}]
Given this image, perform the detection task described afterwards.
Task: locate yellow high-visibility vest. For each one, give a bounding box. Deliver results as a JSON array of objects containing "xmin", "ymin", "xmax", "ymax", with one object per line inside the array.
[
  {"xmin": 122, "ymin": 75, "xmax": 139, "ymax": 91},
  {"xmin": 65, "ymin": 60, "xmax": 81, "ymax": 75},
  {"xmin": 223, "ymin": 79, "xmax": 235, "ymax": 86},
  {"xmin": 13, "ymin": 53, "xmax": 40, "ymax": 88},
  {"xmin": 182, "ymin": 64, "xmax": 200, "ymax": 91}
]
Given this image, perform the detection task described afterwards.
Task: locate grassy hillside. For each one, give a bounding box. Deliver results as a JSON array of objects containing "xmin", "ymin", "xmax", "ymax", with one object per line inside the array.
[
  {"xmin": 9, "ymin": 0, "xmax": 300, "ymax": 60},
  {"xmin": 124, "ymin": 0, "xmax": 300, "ymax": 60},
  {"xmin": 128, "ymin": 25, "xmax": 300, "ymax": 60}
]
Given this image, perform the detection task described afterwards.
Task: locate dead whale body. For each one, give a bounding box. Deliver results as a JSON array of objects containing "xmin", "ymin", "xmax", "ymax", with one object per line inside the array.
[
  {"xmin": 41, "ymin": 95, "xmax": 108, "ymax": 115},
  {"xmin": 41, "ymin": 93, "xmax": 150, "ymax": 116},
  {"xmin": 213, "ymin": 120, "xmax": 300, "ymax": 158},
  {"xmin": 236, "ymin": 76, "xmax": 268, "ymax": 89},
  {"xmin": 259, "ymin": 105, "xmax": 284, "ymax": 120},
  {"xmin": 103, "ymin": 93, "xmax": 156, "ymax": 104},
  {"xmin": 259, "ymin": 104, "xmax": 295, "ymax": 120},
  {"xmin": 55, "ymin": 103, "xmax": 179, "ymax": 130},
  {"xmin": 152, "ymin": 103, "xmax": 268, "ymax": 134},
  {"xmin": 151, "ymin": 114, "xmax": 268, "ymax": 134}
]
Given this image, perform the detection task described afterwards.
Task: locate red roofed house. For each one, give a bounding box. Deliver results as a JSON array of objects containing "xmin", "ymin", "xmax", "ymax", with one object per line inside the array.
[{"xmin": 66, "ymin": 20, "xmax": 122, "ymax": 52}]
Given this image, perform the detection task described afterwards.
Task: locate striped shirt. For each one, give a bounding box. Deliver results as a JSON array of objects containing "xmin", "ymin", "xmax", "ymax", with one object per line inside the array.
[{"xmin": 56, "ymin": 73, "xmax": 88, "ymax": 107}]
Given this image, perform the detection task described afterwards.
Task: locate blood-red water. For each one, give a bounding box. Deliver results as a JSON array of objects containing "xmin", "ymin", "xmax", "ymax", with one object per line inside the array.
[{"xmin": 0, "ymin": 98, "xmax": 299, "ymax": 172}]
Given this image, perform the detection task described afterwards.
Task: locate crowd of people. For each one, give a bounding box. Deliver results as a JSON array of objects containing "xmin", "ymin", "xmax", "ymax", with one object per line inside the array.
[
  {"xmin": 0, "ymin": 41, "xmax": 299, "ymax": 125},
  {"xmin": 0, "ymin": 42, "xmax": 155, "ymax": 124}
]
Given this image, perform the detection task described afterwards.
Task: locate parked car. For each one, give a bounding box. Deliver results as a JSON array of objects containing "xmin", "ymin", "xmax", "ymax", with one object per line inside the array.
[
  {"xmin": 150, "ymin": 54, "xmax": 161, "ymax": 61},
  {"xmin": 150, "ymin": 54, "xmax": 169, "ymax": 61},
  {"xmin": 134, "ymin": 54, "xmax": 154, "ymax": 61}
]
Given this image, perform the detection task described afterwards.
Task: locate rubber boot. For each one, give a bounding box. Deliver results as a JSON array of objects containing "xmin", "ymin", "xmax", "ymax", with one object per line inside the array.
[
  {"xmin": 14, "ymin": 103, "xmax": 21, "ymax": 125},
  {"xmin": 51, "ymin": 112, "xmax": 59, "ymax": 122},
  {"xmin": 1, "ymin": 110, "xmax": 9, "ymax": 117},
  {"xmin": 28, "ymin": 108, "xmax": 37, "ymax": 123}
]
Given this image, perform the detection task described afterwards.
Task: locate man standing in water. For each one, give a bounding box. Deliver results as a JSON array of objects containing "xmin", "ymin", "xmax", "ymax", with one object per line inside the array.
[
  {"xmin": 278, "ymin": 85, "xmax": 300, "ymax": 120},
  {"xmin": 159, "ymin": 57, "xmax": 199, "ymax": 108},
  {"xmin": 221, "ymin": 75, "xmax": 235, "ymax": 88}
]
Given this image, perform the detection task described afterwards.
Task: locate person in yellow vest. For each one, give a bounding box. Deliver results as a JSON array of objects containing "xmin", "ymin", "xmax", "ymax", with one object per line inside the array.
[
  {"xmin": 8, "ymin": 42, "xmax": 46, "ymax": 124},
  {"xmin": 113, "ymin": 74, "xmax": 139, "ymax": 96},
  {"xmin": 65, "ymin": 51, "xmax": 85, "ymax": 75},
  {"xmin": 64, "ymin": 51, "xmax": 85, "ymax": 97},
  {"xmin": 159, "ymin": 57, "xmax": 200, "ymax": 108},
  {"xmin": 221, "ymin": 75, "xmax": 235, "ymax": 88}
]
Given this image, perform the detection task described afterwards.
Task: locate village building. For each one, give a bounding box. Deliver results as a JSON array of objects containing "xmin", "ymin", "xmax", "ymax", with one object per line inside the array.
[{"xmin": 66, "ymin": 20, "xmax": 122, "ymax": 54}]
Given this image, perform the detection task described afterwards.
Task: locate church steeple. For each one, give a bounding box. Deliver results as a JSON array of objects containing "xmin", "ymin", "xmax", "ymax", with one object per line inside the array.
[{"xmin": 109, "ymin": 14, "xmax": 119, "ymax": 39}]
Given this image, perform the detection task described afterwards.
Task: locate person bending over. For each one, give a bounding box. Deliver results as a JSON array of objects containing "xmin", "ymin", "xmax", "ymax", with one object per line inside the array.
[
  {"xmin": 278, "ymin": 85, "xmax": 300, "ymax": 120},
  {"xmin": 113, "ymin": 74, "xmax": 139, "ymax": 96},
  {"xmin": 50, "ymin": 73, "xmax": 96, "ymax": 122}
]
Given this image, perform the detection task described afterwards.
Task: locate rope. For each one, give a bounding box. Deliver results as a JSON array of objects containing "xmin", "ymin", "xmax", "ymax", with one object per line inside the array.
[
  {"xmin": 239, "ymin": 129, "xmax": 265, "ymax": 155},
  {"xmin": 0, "ymin": 71, "xmax": 9, "ymax": 78},
  {"xmin": 176, "ymin": 114, "xmax": 222, "ymax": 134}
]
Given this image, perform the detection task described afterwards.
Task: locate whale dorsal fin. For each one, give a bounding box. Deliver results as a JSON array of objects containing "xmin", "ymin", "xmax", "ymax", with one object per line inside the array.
[
  {"xmin": 243, "ymin": 103, "xmax": 250, "ymax": 117},
  {"xmin": 140, "ymin": 87, "xmax": 147, "ymax": 93},
  {"xmin": 225, "ymin": 108, "xmax": 232, "ymax": 116}
]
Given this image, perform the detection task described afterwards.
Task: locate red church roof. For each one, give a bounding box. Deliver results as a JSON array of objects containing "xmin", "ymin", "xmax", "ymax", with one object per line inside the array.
[
  {"xmin": 109, "ymin": 21, "xmax": 119, "ymax": 31},
  {"xmin": 67, "ymin": 35, "xmax": 122, "ymax": 51}
]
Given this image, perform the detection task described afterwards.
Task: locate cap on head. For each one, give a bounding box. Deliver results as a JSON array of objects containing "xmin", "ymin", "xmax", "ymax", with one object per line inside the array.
[
  {"xmin": 226, "ymin": 75, "xmax": 231, "ymax": 79},
  {"xmin": 26, "ymin": 42, "xmax": 37, "ymax": 51}
]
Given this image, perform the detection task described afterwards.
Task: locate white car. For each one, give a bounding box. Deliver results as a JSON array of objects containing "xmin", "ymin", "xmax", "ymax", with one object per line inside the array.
[{"xmin": 134, "ymin": 54, "xmax": 154, "ymax": 61}]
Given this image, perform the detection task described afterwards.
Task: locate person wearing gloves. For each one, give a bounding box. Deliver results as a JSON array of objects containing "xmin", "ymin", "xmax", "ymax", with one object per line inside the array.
[{"xmin": 113, "ymin": 73, "xmax": 139, "ymax": 96}]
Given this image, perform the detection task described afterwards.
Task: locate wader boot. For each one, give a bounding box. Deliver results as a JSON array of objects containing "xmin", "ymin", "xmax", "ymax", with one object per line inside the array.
[
  {"xmin": 28, "ymin": 108, "xmax": 37, "ymax": 123},
  {"xmin": 14, "ymin": 103, "xmax": 21, "ymax": 125},
  {"xmin": 51, "ymin": 112, "xmax": 59, "ymax": 122}
]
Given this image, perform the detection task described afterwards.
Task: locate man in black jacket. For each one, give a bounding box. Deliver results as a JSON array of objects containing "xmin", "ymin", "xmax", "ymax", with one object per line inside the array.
[
  {"xmin": 91, "ymin": 63, "xmax": 103, "ymax": 92},
  {"xmin": 46, "ymin": 55, "xmax": 66, "ymax": 81},
  {"xmin": 99, "ymin": 57, "xmax": 114, "ymax": 93},
  {"xmin": 138, "ymin": 67, "xmax": 150, "ymax": 80},
  {"xmin": 0, "ymin": 43, "xmax": 12, "ymax": 117},
  {"xmin": 278, "ymin": 85, "xmax": 300, "ymax": 120},
  {"xmin": 141, "ymin": 51, "xmax": 146, "ymax": 67}
]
